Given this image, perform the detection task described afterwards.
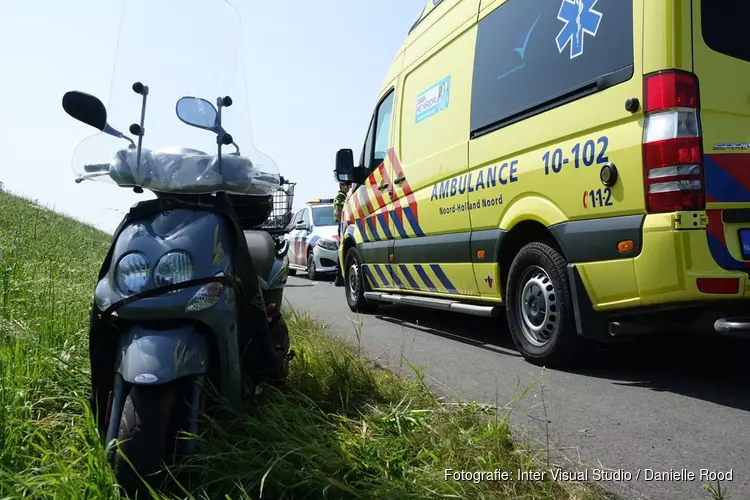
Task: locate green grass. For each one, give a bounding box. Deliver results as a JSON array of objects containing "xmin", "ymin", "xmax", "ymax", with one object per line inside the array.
[{"xmin": 0, "ymin": 187, "xmax": 611, "ymax": 500}]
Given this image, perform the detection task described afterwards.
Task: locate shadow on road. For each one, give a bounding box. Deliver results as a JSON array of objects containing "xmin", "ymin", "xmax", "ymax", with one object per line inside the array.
[
  {"xmin": 373, "ymin": 306, "xmax": 522, "ymax": 358},
  {"xmin": 288, "ymin": 275, "xmax": 336, "ymax": 288},
  {"xmin": 369, "ymin": 304, "xmax": 750, "ymax": 412},
  {"xmin": 574, "ymin": 333, "xmax": 750, "ymax": 412}
]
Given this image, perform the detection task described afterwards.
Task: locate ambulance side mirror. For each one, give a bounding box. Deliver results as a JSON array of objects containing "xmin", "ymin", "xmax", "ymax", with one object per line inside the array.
[{"xmin": 335, "ymin": 148, "xmax": 364, "ymax": 184}]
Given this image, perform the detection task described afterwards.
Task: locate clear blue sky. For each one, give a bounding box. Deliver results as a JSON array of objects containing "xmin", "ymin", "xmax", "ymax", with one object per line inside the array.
[{"xmin": 0, "ymin": 0, "xmax": 426, "ymax": 233}]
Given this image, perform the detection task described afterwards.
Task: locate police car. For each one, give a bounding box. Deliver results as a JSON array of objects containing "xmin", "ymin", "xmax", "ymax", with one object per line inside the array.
[{"xmin": 286, "ymin": 199, "xmax": 340, "ymax": 280}]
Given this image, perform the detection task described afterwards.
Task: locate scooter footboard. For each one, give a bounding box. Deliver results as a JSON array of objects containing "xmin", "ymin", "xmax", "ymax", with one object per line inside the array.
[{"xmin": 116, "ymin": 325, "xmax": 209, "ymax": 384}]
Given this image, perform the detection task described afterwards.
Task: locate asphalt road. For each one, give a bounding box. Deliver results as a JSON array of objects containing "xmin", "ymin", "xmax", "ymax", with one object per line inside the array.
[{"xmin": 284, "ymin": 274, "xmax": 749, "ymax": 500}]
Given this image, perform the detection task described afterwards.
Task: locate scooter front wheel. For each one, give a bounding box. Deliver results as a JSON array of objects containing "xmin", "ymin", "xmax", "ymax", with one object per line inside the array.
[{"xmin": 113, "ymin": 383, "xmax": 178, "ymax": 496}]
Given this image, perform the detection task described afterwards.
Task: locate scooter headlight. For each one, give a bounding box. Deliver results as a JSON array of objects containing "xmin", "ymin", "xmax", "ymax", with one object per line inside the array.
[
  {"xmin": 154, "ymin": 251, "xmax": 194, "ymax": 288},
  {"xmin": 115, "ymin": 252, "xmax": 150, "ymax": 296}
]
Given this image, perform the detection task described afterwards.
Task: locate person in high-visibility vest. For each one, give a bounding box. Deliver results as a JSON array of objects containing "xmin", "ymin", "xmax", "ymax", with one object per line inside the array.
[{"xmin": 333, "ymin": 181, "xmax": 349, "ymax": 287}]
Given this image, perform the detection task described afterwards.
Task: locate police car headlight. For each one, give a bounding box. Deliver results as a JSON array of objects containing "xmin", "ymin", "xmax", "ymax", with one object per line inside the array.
[
  {"xmin": 317, "ymin": 238, "xmax": 338, "ymax": 251},
  {"xmin": 115, "ymin": 252, "xmax": 150, "ymax": 296}
]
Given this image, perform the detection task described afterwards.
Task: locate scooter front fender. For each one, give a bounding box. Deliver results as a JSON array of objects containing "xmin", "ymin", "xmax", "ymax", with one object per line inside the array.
[{"xmin": 116, "ymin": 325, "xmax": 209, "ymax": 384}]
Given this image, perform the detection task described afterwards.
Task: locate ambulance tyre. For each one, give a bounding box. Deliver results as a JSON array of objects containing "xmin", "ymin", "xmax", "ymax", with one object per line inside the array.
[
  {"xmin": 344, "ymin": 247, "xmax": 378, "ymax": 313},
  {"xmin": 505, "ymin": 242, "xmax": 584, "ymax": 368}
]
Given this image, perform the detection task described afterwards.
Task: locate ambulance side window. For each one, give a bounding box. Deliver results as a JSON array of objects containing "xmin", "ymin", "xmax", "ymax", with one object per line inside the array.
[
  {"xmin": 373, "ymin": 91, "xmax": 395, "ymax": 168},
  {"xmin": 361, "ymin": 116, "xmax": 376, "ymax": 171},
  {"xmin": 364, "ymin": 90, "xmax": 395, "ymax": 171}
]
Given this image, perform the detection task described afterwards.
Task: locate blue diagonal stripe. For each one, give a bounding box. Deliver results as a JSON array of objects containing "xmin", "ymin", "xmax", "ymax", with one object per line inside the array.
[
  {"xmin": 389, "ymin": 265, "xmax": 404, "ymax": 289},
  {"xmin": 363, "ymin": 266, "xmax": 380, "ymax": 288},
  {"xmin": 373, "ymin": 265, "xmax": 391, "ymax": 288},
  {"xmin": 705, "ymin": 156, "xmax": 750, "ymax": 203},
  {"xmin": 413, "ymin": 265, "xmax": 436, "ymax": 291},
  {"xmin": 403, "ymin": 207, "xmax": 425, "ymax": 237},
  {"xmin": 430, "ymin": 264, "xmax": 457, "ymax": 293},
  {"xmin": 390, "ymin": 210, "xmax": 409, "ymax": 239},
  {"xmin": 707, "ymin": 233, "xmax": 750, "ymax": 270},
  {"xmin": 355, "ymin": 218, "xmax": 369, "ymax": 243},
  {"xmin": 365, "ymin": 216, "xmax": 380, "ymax": 241},
  {"xmin": 399, "ymin": 265, "xmax": 420, "ymax": 290},
  {"xmin": 376, "ymin": 212, "xmax": 394, "ymax": 240}
]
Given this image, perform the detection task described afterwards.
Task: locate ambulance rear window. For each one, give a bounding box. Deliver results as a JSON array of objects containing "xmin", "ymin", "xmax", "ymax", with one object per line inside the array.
[{"xmin": 701, "ymin": 1, "xmax": 750, "ymax": 63}]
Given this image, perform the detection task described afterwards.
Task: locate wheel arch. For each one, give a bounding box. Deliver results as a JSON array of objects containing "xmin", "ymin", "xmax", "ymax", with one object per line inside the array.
[
  {"xmin": 498, "ymin": 219, "xmax": 566, "ymax": 297},
  {"xmin": 498, "ymin": 195, "xmax": 568, "ymax": 230},
  {"xmin": 342, "ymin": 234, "xmax": 357, "ymax": 262},
  {"xmin": 496, "ymin": 196, "xmax": 570, "ymax": 293}
]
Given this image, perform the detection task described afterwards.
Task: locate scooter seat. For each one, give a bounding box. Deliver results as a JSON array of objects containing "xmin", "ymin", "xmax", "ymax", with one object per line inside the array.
[{"xmin": 243, "ymin": 230, "xmax": 276, "ymax": 281}]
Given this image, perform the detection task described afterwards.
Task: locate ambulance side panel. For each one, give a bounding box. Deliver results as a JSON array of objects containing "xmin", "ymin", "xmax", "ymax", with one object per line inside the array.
[
  {"xmin": 387, "ymin": 0, "xmax": 483, "ymax": 298},
  {"xmin": 466, "ymin": 0, "xmax": 645, "ymax": 306}
]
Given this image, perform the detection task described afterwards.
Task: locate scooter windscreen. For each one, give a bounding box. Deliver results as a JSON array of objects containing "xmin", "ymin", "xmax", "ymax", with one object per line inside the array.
[{"xmin": 69, "ymin": 0, "xmax": 280, "ymax": 197}]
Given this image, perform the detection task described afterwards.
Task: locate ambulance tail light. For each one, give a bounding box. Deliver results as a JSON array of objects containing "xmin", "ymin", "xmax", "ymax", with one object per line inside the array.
[{"xmin": 642, "ymin": 70, "xmax": 705, "ymax": 214}]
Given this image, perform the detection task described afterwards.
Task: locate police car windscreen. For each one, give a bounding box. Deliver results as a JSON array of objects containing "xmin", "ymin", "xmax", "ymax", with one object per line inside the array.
[
  {"xmin": 312, "ymin": 206, "xmax": 337, "ymax": 226},
  {"xmin": 701, "ymin": 0, "xmax": 750, "ymax": 63}
]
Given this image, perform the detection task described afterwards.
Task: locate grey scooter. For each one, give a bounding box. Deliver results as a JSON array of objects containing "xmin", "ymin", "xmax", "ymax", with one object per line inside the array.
[{"xmin": 62, "ymin": 86, "xmax": 295, "ymax": 495}]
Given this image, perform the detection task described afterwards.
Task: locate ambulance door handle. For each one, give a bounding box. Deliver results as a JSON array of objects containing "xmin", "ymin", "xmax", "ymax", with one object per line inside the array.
[
  {"xmin": 378, "ymin": 182, "xmax": 389, "ymax": 191},
  {"xmin": 394, "ymin": 176, "xmax": 406, "ymax": 185}
]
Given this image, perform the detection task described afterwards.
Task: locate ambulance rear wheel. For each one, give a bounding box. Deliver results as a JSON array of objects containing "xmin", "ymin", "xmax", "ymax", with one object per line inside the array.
[
  {"xmin": 344, "ymin": 247, "xmax": 378, "ymax": 313},
  {"xmin": 505, "ymin": 242, "xmax": 583, "ymax": 367}
]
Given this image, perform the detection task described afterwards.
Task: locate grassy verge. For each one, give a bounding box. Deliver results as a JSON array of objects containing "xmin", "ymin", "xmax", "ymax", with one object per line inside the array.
[{"xmin": 0, "ymin": 188, "xmax": 609, "ymax": 499}]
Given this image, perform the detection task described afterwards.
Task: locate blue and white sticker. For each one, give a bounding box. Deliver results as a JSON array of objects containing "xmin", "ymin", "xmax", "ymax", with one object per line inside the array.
[
  {"xmin": 555, "ymin": 0, "xmax": 603, "ymax": 59},
  {"xmin": 415, "ymin": 76, "xmax": 451, "ymax": 124},
  {"xmin": 515, "ymin": 12, "xmax": 542, "ymax": 61}
]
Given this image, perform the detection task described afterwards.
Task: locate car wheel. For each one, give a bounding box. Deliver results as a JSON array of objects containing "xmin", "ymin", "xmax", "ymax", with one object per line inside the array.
[
  {"xmin": 505, "ymin": 241, "xmax": 585, "ymax": 367},
  {"xmin": 307, "ymin": 250, "xmax": 320, "ymax": 281},
  {"xmin": 344, "ymin": 247, "xmax": 379, "ymax": 313}
]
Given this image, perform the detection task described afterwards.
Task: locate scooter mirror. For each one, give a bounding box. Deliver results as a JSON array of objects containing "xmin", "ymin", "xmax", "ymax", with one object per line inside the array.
[
  {"xmin": 62, "ymin": 91, "xmax": 108, "ymax": 131},
  {"xmin": 176, "ymin": 96, "xmax": 218, "ymax": 130},
  {"xmin": 63, "ymin": 90, "xmax": 135, "ymax": 149}
]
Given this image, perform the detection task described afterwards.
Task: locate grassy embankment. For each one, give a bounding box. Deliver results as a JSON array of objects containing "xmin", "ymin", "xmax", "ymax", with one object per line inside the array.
[{"xmin": 0, "ymin": 187, "xmax": 610, "ymax": 499}]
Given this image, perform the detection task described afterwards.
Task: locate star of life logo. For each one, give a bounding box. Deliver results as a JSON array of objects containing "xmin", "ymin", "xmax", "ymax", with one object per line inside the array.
[{"xmin": 555, "ymin": 0, "xmax": 603, "ymax": 59}]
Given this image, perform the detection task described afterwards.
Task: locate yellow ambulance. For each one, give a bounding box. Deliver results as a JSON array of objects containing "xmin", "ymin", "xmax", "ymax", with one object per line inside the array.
[{"xmin": 333, "ymin": 0, "xmax": 750, "ymax": 367}]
